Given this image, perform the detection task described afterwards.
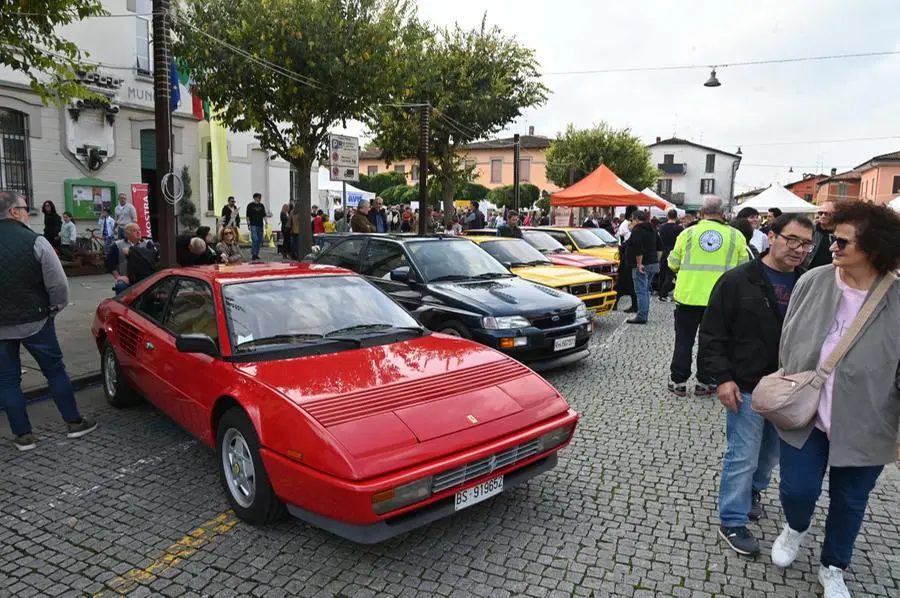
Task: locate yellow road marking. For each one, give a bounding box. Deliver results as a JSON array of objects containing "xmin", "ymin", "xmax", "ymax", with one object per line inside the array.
[{"xmin": 93, "ymin": 511, "xmax": 238, "ymax": 596}]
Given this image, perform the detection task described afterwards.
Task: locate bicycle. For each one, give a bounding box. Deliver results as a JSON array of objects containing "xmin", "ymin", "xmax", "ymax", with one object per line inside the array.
[{"xmin": 81, "ymin": 228, "xmax": 105, "ymax": 254}]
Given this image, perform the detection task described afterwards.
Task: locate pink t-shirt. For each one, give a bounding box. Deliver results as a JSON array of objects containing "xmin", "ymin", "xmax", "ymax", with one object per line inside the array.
[{"xmin": 816, "ymin": 269, "xmax": 868, "ymax": 437}]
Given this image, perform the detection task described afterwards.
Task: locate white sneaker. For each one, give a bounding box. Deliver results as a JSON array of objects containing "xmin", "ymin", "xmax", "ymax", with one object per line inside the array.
[
  {"xmin": 771, "ymin": 524, "xmax": 808, "ymax": 567},
  {"xmin": 818, "ymin": 565, "xmax": 851, "ymax": 598}
]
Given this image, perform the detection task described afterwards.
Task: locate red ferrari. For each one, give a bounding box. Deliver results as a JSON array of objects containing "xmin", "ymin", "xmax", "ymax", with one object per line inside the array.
[{"xmin": 92, "ymin": 263, "xmax": 579, "ymax": 543}]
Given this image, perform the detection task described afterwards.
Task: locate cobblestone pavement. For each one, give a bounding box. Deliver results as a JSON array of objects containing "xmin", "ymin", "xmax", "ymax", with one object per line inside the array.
[{"xmin": 2, "ymin": 304, "xmax": 898, "ymax": 597}]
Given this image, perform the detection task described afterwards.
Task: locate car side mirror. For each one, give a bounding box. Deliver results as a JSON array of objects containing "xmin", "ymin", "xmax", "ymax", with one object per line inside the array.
[
  {"xmin": 390, "ymin": 266, "xmax": 411, "ymax": 283},
  {"xmin": 501, "ymin": 261, "xmax": 513, "ymax": 270},
  {"xmin": 175, "ymin": 334, "xmax": 219, "ymax": 357}
]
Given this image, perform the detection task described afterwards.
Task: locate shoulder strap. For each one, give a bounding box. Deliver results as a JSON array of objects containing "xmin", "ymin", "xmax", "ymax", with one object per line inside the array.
[{"xmin": 820, "ymin": 272, "xmax": 897, "ymax": 375}]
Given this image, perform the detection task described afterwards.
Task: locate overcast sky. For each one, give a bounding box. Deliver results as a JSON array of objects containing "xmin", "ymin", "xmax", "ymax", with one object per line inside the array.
[{"xmin": 344, "ymin": 0, "xmax": 900, "ymax": 193}]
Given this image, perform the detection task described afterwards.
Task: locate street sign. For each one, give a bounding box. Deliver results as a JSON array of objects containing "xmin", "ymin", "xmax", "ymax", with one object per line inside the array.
[{"xmin": 328, "ymin": 134, "xmax": 359, "ymax": 182}]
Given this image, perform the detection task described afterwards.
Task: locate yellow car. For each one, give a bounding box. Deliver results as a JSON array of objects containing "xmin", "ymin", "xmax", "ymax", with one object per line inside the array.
[
  {"xmin": 466, "ymin": 236, "xmax": 617, "ymax": 316},
  {"xmin": 531, "ymin": 226, "xmax": 620, "ymax": 262}
]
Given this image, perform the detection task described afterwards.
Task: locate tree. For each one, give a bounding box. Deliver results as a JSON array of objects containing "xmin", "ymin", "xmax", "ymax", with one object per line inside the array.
[
  {"xmin": 485, "ymin": 183, "xmax": 540, "ymax": 210},
  {"xmin": 177, "ymin": 165, "xmax": 201, "ymax": 231},
  {"xmin": 367, "ymin": 16, "xmax": 548, "ymax": 225},
  {"xmin": 356, "ymin": 171, "xmax": 407, "ymax": 195},
  {"xmin": 175, "ymin": 0, "xmax": 419, "ymax": 256},
  {"xmin": 1, "ymin": 0, "xmax": 107, "ymax": 104},
  {"xmin": 545, "ymin": 123, "xmax": 658, "ymax": 192}
]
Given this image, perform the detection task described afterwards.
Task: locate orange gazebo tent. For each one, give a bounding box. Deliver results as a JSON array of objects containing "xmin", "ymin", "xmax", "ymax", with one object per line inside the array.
[{"xmin": 550, "ymin": 164, "xmax": 669, "ymax": 209}]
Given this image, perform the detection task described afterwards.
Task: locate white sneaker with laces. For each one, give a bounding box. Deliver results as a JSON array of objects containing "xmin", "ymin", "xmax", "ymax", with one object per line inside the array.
[
  {"xmin": 818, "ymin": 565, "xmax": 851, "ymax": 598},
  {"xmin": 771, "ymin": 524, "xmax": 808, "ymax": 567}
]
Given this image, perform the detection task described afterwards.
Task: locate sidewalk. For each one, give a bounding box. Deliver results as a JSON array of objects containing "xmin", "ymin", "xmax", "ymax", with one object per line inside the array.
[{"xmin": 22, "ymin": 246, "xmax": 285, "ymax": 398}]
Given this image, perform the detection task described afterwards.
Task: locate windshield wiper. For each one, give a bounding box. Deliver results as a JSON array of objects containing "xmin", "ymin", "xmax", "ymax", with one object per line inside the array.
[
  {"xmin": 237, "ymin": 333, "xmax": 361, "ymax": 350},
  {"xmin": 430, "ymin": 274, "xmax": 472, "ymax": 282},
  {"xmin": 551, "ymin": 248, "xmax": 569, "ymax": 254},
  {"xmin": 524, "ymin": 260, "xmax": 550, "ymax": 266},
  {"xmin": 472, "ymin": 272, "xmax": 513, "ymax": 279},
  {"xmin": 325, "ymin": 324, "xmax": 423, "ymax": 338}
]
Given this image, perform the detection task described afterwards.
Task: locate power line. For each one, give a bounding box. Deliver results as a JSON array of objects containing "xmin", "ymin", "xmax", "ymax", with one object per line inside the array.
[
  {"xmin": 543, "ymin": 50, "xmax": 900, "ymax": 76},
  {"xmin": 735, "ymin": 135, "xmax": 900, "ymax": 147}
]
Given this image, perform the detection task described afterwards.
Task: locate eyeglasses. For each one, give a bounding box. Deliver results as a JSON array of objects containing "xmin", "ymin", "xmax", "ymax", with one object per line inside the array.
[
  {"xmin": 829, "ymin": 234, "xmax": 853, "ymax": 251},
  {"xmin": 11, "ymin": 204, "xmax": 28, "ymax": 213},
  {"xmin": 817, "ymin": 211, "xmax": 832, "ymax": 217},
  {"xmin": 776, "ymin": 234, "xmax": 814, "ymax": 252}
]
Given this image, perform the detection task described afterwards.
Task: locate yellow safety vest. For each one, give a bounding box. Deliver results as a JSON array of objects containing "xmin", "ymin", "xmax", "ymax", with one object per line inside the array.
[{"xmin": 668, "ymin": 220, "xmax": 749, "ymax": 306}]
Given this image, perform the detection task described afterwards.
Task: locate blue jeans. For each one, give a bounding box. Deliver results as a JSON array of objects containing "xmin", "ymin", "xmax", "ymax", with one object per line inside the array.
[
  {"xmin": 0, "ymin": 318, "xmax": 82, "ymax": 436},
  {"xmin": 113, "ymin": 280, "xmax": 129, "ymax": 294},
  {"xmin": 779, "ymin": 427, "xmax": 884, "ymax": 569},
  {"xmin": 631, "ymin": 262, "xmax": 660, "ymax": 321},
  {"xmin": 250, "ymin": 225, "xmax": 263, "ymax": 259},
  {"xmin": 719, "ymin": 391, "xmax": 780, "ymax": 527}
]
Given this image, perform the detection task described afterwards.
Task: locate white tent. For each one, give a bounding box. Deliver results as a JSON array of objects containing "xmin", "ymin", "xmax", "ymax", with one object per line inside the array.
[
  {"xmin": 317, "ymin": 167, "xmax": 375, "ymax": 217},
  {"xmin": 736, "ymin": 184, "xmax": 818, "ymax": 214},
  {"xmin": 888, "ymin": 195, "xmax": 900, "ymax": 213}
]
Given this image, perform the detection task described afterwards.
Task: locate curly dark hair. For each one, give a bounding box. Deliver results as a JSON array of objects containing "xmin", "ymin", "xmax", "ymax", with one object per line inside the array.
[{"xmin": 831, "ymin": 201, "xmax": 900, "ymax": 274}]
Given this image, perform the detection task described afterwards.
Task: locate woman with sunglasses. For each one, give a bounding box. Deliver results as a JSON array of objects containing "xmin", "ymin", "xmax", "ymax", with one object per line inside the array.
[
  {"xmin": 770, "ymin": 201, "xmax": 900, "ymax": 597},
  {"xmin": 215, "ymin": 226, "xmax": 244, "ymax": 264}
]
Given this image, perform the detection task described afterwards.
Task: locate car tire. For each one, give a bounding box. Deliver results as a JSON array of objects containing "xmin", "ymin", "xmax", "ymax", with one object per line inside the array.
[
  {"xmin": 438, "ymin": 320, "xmax": 472, "ymax": 339},
  {"xmin": 101, "ymin": 342, "xmax": 142, "ymax": 408},
  {"xmin": 216, "ymin": 407, "xmax": 285, "ymax": 525}
]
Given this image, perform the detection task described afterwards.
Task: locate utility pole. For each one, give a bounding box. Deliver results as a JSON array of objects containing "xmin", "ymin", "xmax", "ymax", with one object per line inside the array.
[
  {"xmin": 153, "ymin": 0, "xmax": 175, "ymax": 267},
  {"xmin": 417, "ymin": 104, "xmax": 429, "ymax": 236},
  {"xmin": 512, "ymin": 133, "xmax": 521, "ymax": 213}
]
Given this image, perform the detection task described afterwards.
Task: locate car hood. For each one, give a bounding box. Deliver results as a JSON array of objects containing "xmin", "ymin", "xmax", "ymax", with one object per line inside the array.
[
  {"xmin": 576, "ymin": 246, "xmax": 620, "ymax": 261},
  {"xmin": 424, "ymin": 277, "xmax": 581, "ymax": 316},
  {"xmin": 545, "ymin": 253, "xmax": 609, "ymax": 268},
  {"xmin": 511, "ymin": 265, "xmax": 609, "ymax": 287},
  {"xmin": 235, "ymin": 335, "xmax": 569, "ymax": 477}
]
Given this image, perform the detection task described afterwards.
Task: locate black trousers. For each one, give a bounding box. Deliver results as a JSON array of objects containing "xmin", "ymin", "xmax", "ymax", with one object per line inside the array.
[
  {"xmin": 657, "ymin": 252, "xmax": 674, "ymax": 298},
  {"xmin": 670, "ymin": 304, "xmax": 710, "ymax": 384}
]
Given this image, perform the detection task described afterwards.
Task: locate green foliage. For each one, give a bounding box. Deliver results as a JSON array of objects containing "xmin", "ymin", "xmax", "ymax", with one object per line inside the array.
[
  {"xmin": 535, "ymin": 192, "xmax": 550, "ymax": 213},
  {"xmin": 1, "ymin": 0, "xmax": 107, "ymax": 104},
  {"xmin": 520, "ymin": 183, "xmax": 541, "ymax": 208},
  {"xmin": 178, "ymin": 165, "xmax": 201, "ymax": 231},
  {"xmin": 356, "ymin": 171, "xmax": 407, "ymax": 195},
  {"xmin": 367, "ymin": 14, "xmax": 548, "ymax": 219},
  {"xmin": 379, "ymin": 184, "xmax": 407, "ymax": 206},
  {"xmin": 487, "ymin": 186, "xmax": 514, "ymax": 209},
  {"xmin": 485, "ymin": 184, "xmax": 540, "ymax": 210},
  {"xmin": 545, "ymin": 123, "xmax": 658, "ymax": 192},
  {"xmin": 428, "ymin": 180, "xmax": 489, "ymax": 204}
]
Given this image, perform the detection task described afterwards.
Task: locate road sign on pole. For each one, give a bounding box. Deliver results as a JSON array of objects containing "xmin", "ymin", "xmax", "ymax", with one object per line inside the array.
[{"xmin": 329, "ymin": 134, "xmax": 360, "ymax": 182}]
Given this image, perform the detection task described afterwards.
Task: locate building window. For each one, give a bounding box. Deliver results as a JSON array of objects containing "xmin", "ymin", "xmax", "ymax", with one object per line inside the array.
[
  {"xmin": 700, "ymin": 178, "xmax": 715, "ymax": 194},
  {"xmin": 837, "ymin": 182, "xmax": 848, "ymax": 198},
  {"xmin": 519, "ymin": 158, "xmax": 531, "ymax": 182},
  {"xmin": 705, "ymin": 154, "xmax": 715, "ymax": 173},
  {"xmin": 0, "ymin": 108, "xmax": 33, "ymax": 208},
  {"xmin": 367, "ymin": 165, "xmax": 377, "ymax": 176},
  {"xmin": 490, "ymin": 159, "xmax": 502, "ymax": 183},
  {"xmin": 892, "ymin": 175, "xmax": 900, "ymax": 194},
  {"xmin": 804, "ymin": 193, "xmax": 813, "ymax": 201},
  {"xmin": 393, "ymin": 164, "xmax": 406, "ymax": 176},
  {"xmin": 657, "ymin": 178, "xmax": 672, "ymax": 197},
  {"xmin": 135, "ymin": 0, "xmax": 152, "ymax": 76},
  {"xmin": 663, "ymin": 154, "xmax": 674, "ymax": 165},
  {"xmin": 289, "ymin": 165, "xmax": 302, "ymax": 205},
  {"xmin": 411, "ymin": 165, "xmax": 419, "ymax": 182},
  {"xmin": 205, "ymin": 142, "xmax": 214, "ymax": 211}
]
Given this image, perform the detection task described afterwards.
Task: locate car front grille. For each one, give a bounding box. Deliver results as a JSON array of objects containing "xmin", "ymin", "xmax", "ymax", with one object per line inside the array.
[
  {"xmin": 531, "ymin": 310, "xmax": 576, "ymax": 329},
  {"xmin": 432, "ymin": 438, "xmax": 542, "ymax": 494},
  {"xmin": 588, "ymin": 265, "xmax": 615, "ymax": 275},
  {"xmin": 568, "ymin": 282, "xmax": 609, "ymax": 296}
]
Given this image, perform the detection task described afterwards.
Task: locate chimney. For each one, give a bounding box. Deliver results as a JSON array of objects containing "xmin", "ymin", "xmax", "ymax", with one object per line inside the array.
[
  {"xmin": 528, "ymin": 125, "xmax": 534, "ymax": 136},
  {"xmin": 831, "ymin": 167, "xmax": 837, "ymax": 176},
  {"xmin": 656, "ymin": 136, "xmax": 661, "ymax": 143}
]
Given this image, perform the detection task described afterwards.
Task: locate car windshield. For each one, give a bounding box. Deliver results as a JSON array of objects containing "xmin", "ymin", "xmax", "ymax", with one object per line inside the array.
[
  {"xmin": 407, "ymin": 239, "xmax": 512, "ymax": 282},
  {"xmin": 479, "ymin": 239, "xmax": 551, "ymax": 267},
  {"xmin": 569, "ymin": 229, "xmax": 607, "ymax": 248},
  {"xmin": 587, "ymin": 228, "xmax": 617, "ymax": 244},
  {"xmin": 222, "ymin": 276, "xmax": 420, "ymax": 352},
  {"xmin": 523, "ymin": 230, "xmax": 568, "ymax": 254}
]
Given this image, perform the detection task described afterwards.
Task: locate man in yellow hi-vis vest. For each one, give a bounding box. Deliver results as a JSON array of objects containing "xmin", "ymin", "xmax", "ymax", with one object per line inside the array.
[{"xmin": 667, "ymin": 196, "xmax": 749, "ymax": 397}]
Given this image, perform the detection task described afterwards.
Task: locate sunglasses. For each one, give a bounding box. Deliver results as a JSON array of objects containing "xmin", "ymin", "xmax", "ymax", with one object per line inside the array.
[
  {"xmin": 817, "ymin": 211, "xmax": 832, "ymax": 216},
  {"xmin": 829, "ymin": 234, "xmax": 853, "ymax": 251}
]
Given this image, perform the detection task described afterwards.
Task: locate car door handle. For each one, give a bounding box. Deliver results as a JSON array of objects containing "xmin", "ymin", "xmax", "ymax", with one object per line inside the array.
[{"xmin": 145, "ymin": 341, "xmax": 155, "ymax": 350}]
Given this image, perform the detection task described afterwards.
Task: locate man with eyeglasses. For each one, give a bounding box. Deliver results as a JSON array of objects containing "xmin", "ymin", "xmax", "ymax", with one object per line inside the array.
[
  {"xmin": 0, "ymin": 191, "xmax": 98, "ymax": 451},
  {"xmin": 805, "ymin": 199, "xmax": 837, "ymax": 269},
  {"xmin": 698, "ymin": 214, "xmax": 814, "ymax": 557}
]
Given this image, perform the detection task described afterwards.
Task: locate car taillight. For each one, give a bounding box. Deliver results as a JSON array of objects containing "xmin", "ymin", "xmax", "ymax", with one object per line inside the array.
[{"xmin": 372, "ymin": 476, "xmax": 434, "ymax": 515}]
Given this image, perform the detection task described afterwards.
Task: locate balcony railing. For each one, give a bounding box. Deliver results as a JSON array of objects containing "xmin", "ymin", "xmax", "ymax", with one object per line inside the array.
[{"xmin": 658, "ymin": 163, "xmax": 687, "ymax": 175}]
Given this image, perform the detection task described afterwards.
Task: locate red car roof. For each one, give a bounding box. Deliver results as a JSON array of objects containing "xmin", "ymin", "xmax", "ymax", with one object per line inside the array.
[{"xmin": 152, "ymin": 262, "xmax": 353, "ymax": 284}]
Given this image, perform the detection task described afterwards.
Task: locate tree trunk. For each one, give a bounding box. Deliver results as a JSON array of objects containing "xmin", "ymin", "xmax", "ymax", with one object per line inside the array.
[
  {"xmin": 442, "ymin": 180, "xmax": 455, "ymax": 226},
  {"xmin": 293, "ymin": 156, "xmax": 314, "ymax": 258}
]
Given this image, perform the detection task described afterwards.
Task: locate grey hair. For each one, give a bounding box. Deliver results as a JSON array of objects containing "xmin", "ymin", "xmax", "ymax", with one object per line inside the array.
[
  {"xmin": 0, "ymin": 190, "xmax": 23, "ymax": 219},
  {"xmin": 358, "ymin": 199, "xmax": 370, "ymax": 210},
  {"xmin": 189, "ymin": 238, "xmax": 206, "ymax": 252},
  {"xmin": 701, "ymin": 196, "xmax": 724, "ymax": 216}
]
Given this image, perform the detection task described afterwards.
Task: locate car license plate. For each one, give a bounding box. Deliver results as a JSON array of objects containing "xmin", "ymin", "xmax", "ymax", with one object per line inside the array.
[
  {"xmin": 554, "ymin": 335, "xmax": 576, "ymax": 351},
  {"xmin": 454, "ymin": 475, "xmax": 503, "ymax": 511}
]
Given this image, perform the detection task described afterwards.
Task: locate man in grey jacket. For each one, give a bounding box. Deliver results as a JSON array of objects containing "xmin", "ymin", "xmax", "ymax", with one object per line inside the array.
[{"xmin": 0, "ymin": 191, "xmax": 97, "ymax": 451}]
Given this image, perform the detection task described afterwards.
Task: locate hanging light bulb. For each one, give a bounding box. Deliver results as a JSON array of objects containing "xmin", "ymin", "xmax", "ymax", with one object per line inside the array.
[
  {"xmin": 789, "ymin": 166, "xmax": 794, "ymax": 173},
  {"xmin": 736, "ymin": 146, "xmax": 742, "ymax": 156},
  {"xmin": 704, "ymin": 68, "xmax": 721, "ymax": 87}
]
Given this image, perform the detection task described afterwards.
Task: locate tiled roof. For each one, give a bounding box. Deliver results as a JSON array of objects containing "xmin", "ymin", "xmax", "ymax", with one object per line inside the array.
[
  {"xmin": 462, "ymin": 135, "xmax": 551, "ymax": 150},
  {"xmin": 647, "ymin": 137, "xmax": 742, "ymax": 159},
  {"xmin": 817, "ymin": 170, "xmax": 861, "ymax": 184}
]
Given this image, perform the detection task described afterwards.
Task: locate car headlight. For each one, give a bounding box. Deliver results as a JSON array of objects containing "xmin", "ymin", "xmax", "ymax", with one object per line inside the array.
[
  {"xmin": 536, "ymin": 424, "xmax": 575, "ymax": 452},
  {"xmin": 372, "ymin": 476, "xmax": 433, "ymax": 515},
  {"xmin": 482, "ymin": 316, "xmax": 531, "ymax": 330},
  {"xmin": 575, "ymin": 303, "xmax": 588, "ymax": 320},
  {"xmin": 610, "ymin": 265, "xmax": 618, "ymax": 273},
  {"xmin": 602, "ymin": 281, "xmax": 612, "ymax": 292}
]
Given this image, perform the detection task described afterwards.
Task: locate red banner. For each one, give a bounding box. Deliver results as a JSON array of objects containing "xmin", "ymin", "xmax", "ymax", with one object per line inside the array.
[{"xmin": 131, "ymin": 183, "xmax": 152, "ymax": 240}]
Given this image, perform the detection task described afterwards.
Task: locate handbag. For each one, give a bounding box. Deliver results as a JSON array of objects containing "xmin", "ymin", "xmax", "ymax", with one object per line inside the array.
[{"xmin": 752, "ymin": 272, "xmax": 897, "ymax": 430}]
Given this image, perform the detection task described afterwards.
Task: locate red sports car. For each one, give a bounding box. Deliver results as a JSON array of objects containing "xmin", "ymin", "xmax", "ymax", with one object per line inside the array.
[{"xmin": 92, "ymin": 263, "xmax": 579, "ymax": 543}]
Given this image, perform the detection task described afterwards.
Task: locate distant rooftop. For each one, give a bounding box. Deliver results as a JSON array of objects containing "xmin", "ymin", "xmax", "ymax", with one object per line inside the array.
[{"xmin": 647, "ymin": 137, "xmax": 742, "ymax": 159}]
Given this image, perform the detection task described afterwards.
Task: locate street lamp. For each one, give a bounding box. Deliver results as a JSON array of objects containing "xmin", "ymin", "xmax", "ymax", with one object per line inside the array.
[{"xmin": 704, "ymin": 68, "xmax": 721, "ymax": 87}]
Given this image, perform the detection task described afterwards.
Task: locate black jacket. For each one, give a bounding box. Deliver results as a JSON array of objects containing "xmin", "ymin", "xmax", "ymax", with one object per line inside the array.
[
  {"xmin": 804, "ymin": 224, "xmax": 833, "ymax": 269},
  {"xmin": 698, "ymin": 258, "xmax": 805, "ymax": 392},
  {"xmin": 627, "ymin": 222, "xmax": 660, "ymax": 267}
]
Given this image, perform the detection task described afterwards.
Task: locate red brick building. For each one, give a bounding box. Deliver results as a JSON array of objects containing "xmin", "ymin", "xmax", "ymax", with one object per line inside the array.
[{"xmin": 784, "ymin": 174, "xmax": 828, "ymax": 203}]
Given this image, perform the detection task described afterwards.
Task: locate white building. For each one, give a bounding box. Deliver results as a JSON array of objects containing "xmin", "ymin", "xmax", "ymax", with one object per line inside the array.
[
  {"xmin": 647, "ymin": 137, "xmax": 742, "ymax": 212},
  {"xmin": 0, "ymin": 0, "xmax": 314, "ymax": 236}
]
